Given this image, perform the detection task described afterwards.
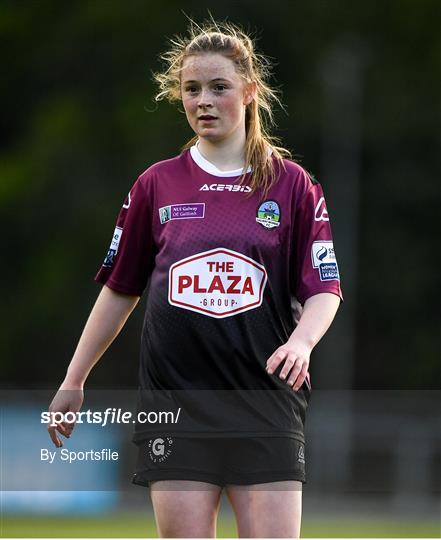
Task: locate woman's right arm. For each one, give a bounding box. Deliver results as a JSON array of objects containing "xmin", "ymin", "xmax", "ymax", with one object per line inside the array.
[{"xmin": 47, "ymin": 284, "xmax": 140, "ymax": 447}]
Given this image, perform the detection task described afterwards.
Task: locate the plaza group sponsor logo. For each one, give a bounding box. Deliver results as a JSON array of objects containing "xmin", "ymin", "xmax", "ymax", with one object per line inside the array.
[
  {"xmin": 148, "ymin": 437, "xmax": 174, "ymax": 463},
  {"xmin": 103, "ymin": 226, "xmax": 123, "ymax": 268},
  {"xmin": 256, "ymin": 200, "xmax": 281, "ymax": 229},
  {"xmin": 168, "ymin": 248, "xmax": 267, "ymax": 318},
  {"xmin": 311, "ymin": 241, "xmax": 340, "ymax": 281}
]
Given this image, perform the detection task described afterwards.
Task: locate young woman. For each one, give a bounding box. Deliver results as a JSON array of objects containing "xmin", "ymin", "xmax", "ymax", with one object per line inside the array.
[{"xmin": 48, "ymin": 20, "xmax": 342, "ymax": 538}]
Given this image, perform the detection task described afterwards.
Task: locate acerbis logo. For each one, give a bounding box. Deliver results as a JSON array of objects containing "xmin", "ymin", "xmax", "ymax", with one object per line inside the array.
[
  {"xmin": 168, "ymin": 248, "xmax": 267, "ymax": 318},
  {"xmin": 200, "ymin": 183, "xmax": 252, "ymax": 193},
  {"xmin": 122, "ymin": 191, "xmax": 131, "ymax": 209},
  {"xmin": 148, "ymin": 437, "xmax": 173, "ymax": 463},
  {"xmin": 314, "ymin": 197, "xmax": 329, "ymax": 221},
  {"xmin": 298, "ymin": 445, "xmax": 305, "ymax": 464}
]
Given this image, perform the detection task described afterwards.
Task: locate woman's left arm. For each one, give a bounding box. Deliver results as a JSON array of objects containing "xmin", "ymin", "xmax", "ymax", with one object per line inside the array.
[{"xmin": 266, "ymin": 292, "xmax": 341, "ymax": 391}]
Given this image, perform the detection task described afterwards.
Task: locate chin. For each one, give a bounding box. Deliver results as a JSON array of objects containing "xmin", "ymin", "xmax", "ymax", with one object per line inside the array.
[{"xmin": 196, "ymin": 131, "xmax": 224, "ymax": 143}]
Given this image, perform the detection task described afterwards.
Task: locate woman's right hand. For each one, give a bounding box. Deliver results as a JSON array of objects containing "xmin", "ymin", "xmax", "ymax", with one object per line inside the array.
[
  {"xmin": 47, "ymin": 384, "xmax": 84, "ymax": 448},
  {"xmin": 45, "ymin": 286, "xmax": 140, "ymax": 448}
]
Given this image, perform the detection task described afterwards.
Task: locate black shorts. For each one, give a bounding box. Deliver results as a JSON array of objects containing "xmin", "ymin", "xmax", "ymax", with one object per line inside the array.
[{"xmin": 132, "ymin": 436, "xmax": 306, "ymax": 487}]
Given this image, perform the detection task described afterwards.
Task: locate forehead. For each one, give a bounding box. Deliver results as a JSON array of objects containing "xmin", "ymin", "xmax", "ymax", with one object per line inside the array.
[{"xmin": 181, "ymin": 53, "xmax": 240, "ymax": 83}]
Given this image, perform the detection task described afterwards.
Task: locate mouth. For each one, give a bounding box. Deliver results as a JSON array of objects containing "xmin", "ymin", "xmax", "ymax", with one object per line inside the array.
[{"xmin": 198, "ymin": 115, "xmax": 218, "ymax": 121}]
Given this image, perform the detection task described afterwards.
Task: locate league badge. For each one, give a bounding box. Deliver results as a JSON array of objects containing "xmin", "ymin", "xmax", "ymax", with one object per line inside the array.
[{"xmin": 311, "ymin": 241, "xmax": 340, "ymax": 281}]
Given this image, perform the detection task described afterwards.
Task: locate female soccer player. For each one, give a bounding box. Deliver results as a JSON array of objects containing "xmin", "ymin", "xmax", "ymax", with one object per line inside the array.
[{"xmin": 48, "ymin": 20, "xmax": 342, "ymax": 538}]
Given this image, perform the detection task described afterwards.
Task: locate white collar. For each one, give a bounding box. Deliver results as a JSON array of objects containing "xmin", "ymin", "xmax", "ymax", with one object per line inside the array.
[{"xmin": 189, "ymin": 141, "xmax": 252, "ymax": 177}]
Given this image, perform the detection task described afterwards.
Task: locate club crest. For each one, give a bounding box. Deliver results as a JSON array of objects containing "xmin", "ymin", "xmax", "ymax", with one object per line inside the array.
[{"xmin": 256, "ymin": 200, "xmax": 281, "ymax": 229}]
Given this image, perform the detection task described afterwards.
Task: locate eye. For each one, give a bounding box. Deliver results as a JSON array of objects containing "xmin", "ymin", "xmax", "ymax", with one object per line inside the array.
[
  {"xmin": 214, "ymin": 84, "xmax": 227, "ymax": 92},
  {"xmin": 184, "ymin": 86, "xmax": 199, "ymax": 94}
]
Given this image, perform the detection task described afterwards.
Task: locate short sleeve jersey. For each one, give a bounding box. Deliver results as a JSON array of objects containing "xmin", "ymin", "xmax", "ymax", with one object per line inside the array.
[{"xmin": 95, "ymin": 144, "xmax": 343, "ymax": 441}]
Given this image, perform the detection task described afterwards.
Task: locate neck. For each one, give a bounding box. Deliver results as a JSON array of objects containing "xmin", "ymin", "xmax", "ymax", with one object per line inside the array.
[{"xmin": 197, "ymin": 128, "xmax": 247, "ymax": 171}]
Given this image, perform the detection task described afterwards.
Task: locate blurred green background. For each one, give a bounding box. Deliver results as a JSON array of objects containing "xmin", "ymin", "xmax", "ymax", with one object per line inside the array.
[
  {"xmin": 1, "ymin": 0, "xmax": 439, "ymax": 389},
  {"xmin": 3, "ymin": 512, "xmax": 440, "ymax": 538},
  {"xmin": 1, "ymin": 1, "xmax": 440, "ymax": 538}
]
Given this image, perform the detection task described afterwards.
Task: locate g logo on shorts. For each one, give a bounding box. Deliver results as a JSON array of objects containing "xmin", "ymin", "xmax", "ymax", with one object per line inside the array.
[{"xmin": 148, "ymin": 437, "xmax": 173, "ymax": 463}]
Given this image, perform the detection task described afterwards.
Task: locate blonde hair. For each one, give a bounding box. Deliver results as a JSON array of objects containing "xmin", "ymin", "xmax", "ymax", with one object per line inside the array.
[{"xmin": 154, "ymin": 18, "xmax": 292, "ymax": 199}]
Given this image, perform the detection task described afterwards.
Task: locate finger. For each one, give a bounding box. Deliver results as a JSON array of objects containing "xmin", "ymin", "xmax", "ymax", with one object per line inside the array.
[
  {"xmin": 291, "ymin": 364, "xmax": 309, "ymax": 392},
  {"xmin": 48, "ymin": 425, "xmax": 63, "ymax": 448},
  {"xmin": 266, "ymin": 349, "xmax": 288, "ymax": 374},
  {"xmin": 265, "ymin": 350, "xmax": 277, "ymax": 371},
  {"xmin": 60, "ymin": 422, "xmax": 73, "ymax": 438},
  {"xmin": 287, "ymin": 360, "xmax": 304, "ymax": 387},
  {"xmin": 279, "ymin": 354, "xmax": 297, "ymax": 380},
  {"xmin": 55, "ymin": 423, "xmax": 69, "ymax": 437}
]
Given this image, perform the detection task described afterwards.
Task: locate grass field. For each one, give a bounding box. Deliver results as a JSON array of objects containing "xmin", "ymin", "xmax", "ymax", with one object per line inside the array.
[{"xmin": 1, "ymin": 513, "xmax": 440, "ymax": 538}]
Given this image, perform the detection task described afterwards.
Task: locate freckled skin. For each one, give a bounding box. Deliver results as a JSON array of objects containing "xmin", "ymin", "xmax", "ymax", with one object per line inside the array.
[{"xmin": 181, "ymin": 53, "xmax": 254, "ymax": 145}]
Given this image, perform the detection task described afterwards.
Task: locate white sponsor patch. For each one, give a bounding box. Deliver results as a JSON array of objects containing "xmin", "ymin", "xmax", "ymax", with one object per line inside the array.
[
  {"xmin": 103, "ymin": 226, "xmax": 123, "ymax": 268},
  {"xmin": 110, "ymin": 226, "xmax": 123, "ymax": 251},
  {"xmin": 159, "ymin": 203, "xmax": 205, "ymax": 224},
  {"xmin": 314, "ymin": 197, "xmax": 329, "ymax": 221},
  {"xmin": 169, "ymin": 248, "xmax": 267, "ymax": 318},
  {"xmin": 311, "ymin": 241, "xmax": 340, "ymax": 281}
]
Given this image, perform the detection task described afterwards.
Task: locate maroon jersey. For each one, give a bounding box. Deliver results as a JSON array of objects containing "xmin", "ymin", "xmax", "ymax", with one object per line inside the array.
[{"xmin": 95, "ymin": 144, "xmax": 343, "ymax": 440}]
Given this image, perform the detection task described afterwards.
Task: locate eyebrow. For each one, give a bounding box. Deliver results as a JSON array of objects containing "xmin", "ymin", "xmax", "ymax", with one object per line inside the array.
[{"xmin": 182, "ymin": 78, "xmax": 231, "ymax": 84}]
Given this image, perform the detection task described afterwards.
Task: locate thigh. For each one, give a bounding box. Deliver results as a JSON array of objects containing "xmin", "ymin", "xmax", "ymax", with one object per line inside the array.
[
  {"xmin": 226, "ymin": 481, "xmax": 302, "ymax": 538},
  {"xmin": 150, "ymin": 480, "xmax": 223, "ymax": 538},
  {"xmin": 223, "ymin": 437, "xmax": 306, "ymax": 538}
]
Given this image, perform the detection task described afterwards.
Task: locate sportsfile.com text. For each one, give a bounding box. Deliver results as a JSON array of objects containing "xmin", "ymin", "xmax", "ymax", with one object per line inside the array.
[{"xmin": 41, "ymin": 408, "xmax": 181, "ymax": 427}]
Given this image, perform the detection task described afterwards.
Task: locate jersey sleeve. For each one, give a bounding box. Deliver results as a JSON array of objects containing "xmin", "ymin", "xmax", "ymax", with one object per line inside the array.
[
  {"xmin": 94, "ymin": 176, "xmax": 154, "ymax": 296},
  {"xmin": 292, "ymin": 182, "xmax": 343, "ymax": 305}
]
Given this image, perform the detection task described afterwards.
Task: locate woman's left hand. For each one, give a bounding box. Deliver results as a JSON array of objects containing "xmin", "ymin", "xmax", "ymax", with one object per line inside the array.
[{"xmin": 266, "ymin": 337, "xmax": 311, "ymax": 392}]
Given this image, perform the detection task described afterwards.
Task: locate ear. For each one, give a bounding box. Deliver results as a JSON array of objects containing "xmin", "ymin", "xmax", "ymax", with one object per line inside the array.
[{"xmin": 243, "ymin": 81, "xmax": 257, "ymax": 106}]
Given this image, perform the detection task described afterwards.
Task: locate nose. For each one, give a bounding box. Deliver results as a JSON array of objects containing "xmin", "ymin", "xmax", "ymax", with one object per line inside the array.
[{"xmin": 197, "ymin": 88, "xmax": 213, "ymax": 109}]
